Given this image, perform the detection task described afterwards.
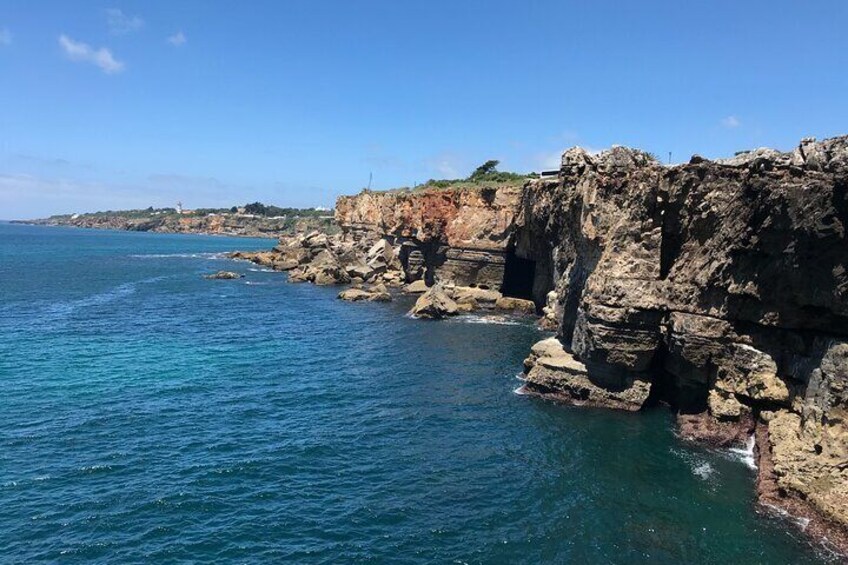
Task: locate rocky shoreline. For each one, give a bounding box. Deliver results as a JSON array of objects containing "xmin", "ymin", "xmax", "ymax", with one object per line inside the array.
[
  {"xmin": 230, "ymin": 134, "xmax": 848, "ymax": 556},
  {"xmin": 228, "ymin": 230, "xmax": 536, "ymax": 319}
]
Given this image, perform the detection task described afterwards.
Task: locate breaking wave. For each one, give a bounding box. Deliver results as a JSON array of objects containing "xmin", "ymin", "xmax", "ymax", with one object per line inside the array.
[
  {"xmin": 453, "ymin": 314, "xmax": 525, "ymax": 326},
  {"xmin": 129, "ymin": 252, "xmax": 227, "ymax": 260},
  {"xmin": 728, "ymin": 435, "xmax": 757, "ymax": 470}
]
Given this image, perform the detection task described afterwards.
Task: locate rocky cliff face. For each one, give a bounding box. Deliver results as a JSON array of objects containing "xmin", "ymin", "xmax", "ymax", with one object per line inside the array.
[
  {"xmin": 517, "ymin": 136, "xmax": 848, "ymax": 544},
  {"xmin": 335, "ymin": 185, "xmax": 523, "ymax": 289},
  {"xmin": 231, "ymin": 135, "xmax": 848, "ymax": 546},
  {"xmin": 332, "ymin": 136, "xmax": 848, "ymax": 545}
]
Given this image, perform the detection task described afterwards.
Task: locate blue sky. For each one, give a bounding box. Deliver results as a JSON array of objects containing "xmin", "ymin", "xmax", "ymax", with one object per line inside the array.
[{"xmin": 1, "ymin": 1, "xmax": 846, "ymax": 218}]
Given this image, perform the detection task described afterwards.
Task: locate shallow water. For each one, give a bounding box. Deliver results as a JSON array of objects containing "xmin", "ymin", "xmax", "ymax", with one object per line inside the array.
[{"xmin": 0, "ymin": 223, "xmax": 826, "ymax": 563}]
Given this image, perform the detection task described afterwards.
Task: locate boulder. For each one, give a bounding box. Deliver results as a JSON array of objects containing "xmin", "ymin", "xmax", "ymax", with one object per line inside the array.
[
  {"xmin": 346, "ymin": 264, "xmax": 374, "ymax": 280},
  {"xmin": 273, "ymin": 258, "xmax": 300, "ymax": 271},
  {"xmin": 707, "ymin": 389, "xmax": 748, "ymax": 421},
  {"xmin": 381, "ymin": 269, "xmax": 406, "ymax": 287},
  {"xmin": 451, "ymin": 286, "xmax": 502, "ymax": 306},
  {"xmin": 311, "ymin": 263, "xmax": 351, "ymax": 285},
  {"xmin": 366, "ymin": 239, "xmax": 394, "ymax": 272},
  {"xmin": 455, "ymin": 297, "xmax": 477, "ymax": 313},
  {"xmin": 495, "ymin": 296, "xmax": 536, "ymax": 314},
  {"xmin": 540, "ymin": 290, "xmax": 560, "ymax": 330},
  {"xmin": 338, "ymin": 284, "xmax": 392, "ymax": 302},
  {"xmin": 404, "ymin": 280, "xmax": 429, "ymax": 294},
  {"xmin": 409, "ymin": 285, "xmax": 459, "ymax": 319},
  {"xmin": 338, "ymin": 288, "xmax": 373, "ymax": 301}
]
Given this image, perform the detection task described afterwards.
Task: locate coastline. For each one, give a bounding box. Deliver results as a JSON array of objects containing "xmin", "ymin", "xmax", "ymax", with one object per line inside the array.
[
  {"xmin": 226, "ymin": 134, "xmax": 848, "ymax": 558},
  {"xmin": 10, "ymin": 220, "xmax": 280, "ymax": 239},
  {"xmin": 13, "ymin": 206, "xmax": 336, "ymax": 240},
  {"xmin": 12, "ymin": 134, "xmax": 846, "ymax": 558}
]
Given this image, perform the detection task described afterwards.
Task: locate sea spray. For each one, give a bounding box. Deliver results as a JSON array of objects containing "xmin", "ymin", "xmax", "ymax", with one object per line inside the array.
[{"xmin": 728, "ymin": 434, "xmax": 757, "ymax": 470}]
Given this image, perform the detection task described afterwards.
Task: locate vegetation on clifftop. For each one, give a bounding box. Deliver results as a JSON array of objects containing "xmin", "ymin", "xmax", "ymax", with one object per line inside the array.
[
  {"xmin": 420, "ymin": 159, "xmax": 532, "ymax": 190},
  {"xmin": 367, "ymin": 160, "xmax": 532, "ymax": 195}
]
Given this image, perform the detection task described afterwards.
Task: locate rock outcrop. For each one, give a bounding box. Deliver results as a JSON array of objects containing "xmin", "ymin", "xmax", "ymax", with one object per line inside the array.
[
  {"xmin": 338, "ymin": 284, "xmax": 392, "ymax": 303},
  {"xmin": 335, "ymin": 185, "xmax": 523, "ymax": 290},
  {"xmin": 494, "ymin": 296, "xmax": 536, "ymax": 314},
  {"xmin": 522, "ymin": 337, "xmax": 652, "ymax": 411},
  {"xmin": 409, "ymin": 284, "xmax": 460, "ymax": 319},
  {"xmin": 518, "ymin": 136, "xmax": 848, "ymax": 545}
]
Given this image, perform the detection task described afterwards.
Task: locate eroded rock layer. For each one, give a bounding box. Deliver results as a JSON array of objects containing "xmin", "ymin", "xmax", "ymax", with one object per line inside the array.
[{"xmin": 335, "ymin": 186, "xmax": 523, "ymax": 289}]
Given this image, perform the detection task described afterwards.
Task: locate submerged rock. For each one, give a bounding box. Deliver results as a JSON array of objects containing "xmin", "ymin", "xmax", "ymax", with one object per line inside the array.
[{"xmin": 204, "ymin": 271, "xmax": 243, "ymax": 280}]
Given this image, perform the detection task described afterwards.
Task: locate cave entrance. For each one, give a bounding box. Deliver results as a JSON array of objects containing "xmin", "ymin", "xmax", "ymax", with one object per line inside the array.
[{"xmin": 501, "ymin": 252, "xmax": 536, "ymax": 300}]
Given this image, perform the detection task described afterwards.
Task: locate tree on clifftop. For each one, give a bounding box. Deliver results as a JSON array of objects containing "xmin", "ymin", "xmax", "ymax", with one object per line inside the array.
[
  {"xmin": 244, "ymin": 202, "xmax": 267, "ymax": 215},
  {"xmin": 469, "ymin": 160, "xmax": 500, "ymax": 181}
]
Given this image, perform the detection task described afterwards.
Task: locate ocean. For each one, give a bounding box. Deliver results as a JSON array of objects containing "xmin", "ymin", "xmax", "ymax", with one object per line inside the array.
[{"xmin": 0, "ymin": 222, "xmax": 826, "ymax": 563}]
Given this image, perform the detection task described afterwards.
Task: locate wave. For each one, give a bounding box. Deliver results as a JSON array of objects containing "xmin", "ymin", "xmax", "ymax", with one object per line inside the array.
[
  {"xmin": 513, "ymin": 384, "xmax": 531, "ymax": 395},
  {"xmin": 727, "ymin": 435, "xmax": 757, "ymax": 470},
  {"xmin": 129, "ymin": 252, "xmax": 227, "ymax": 259},
  {"xmin": 79, "ymin": 464, "xmax": 113, "ymax": 473},
  {"xmin": 670, "ymin": 447, "xmax": 718, "ymax": 483},
  {"xmin": 762, "ymin": 503, "xmax": 811, "ymax": 531},
  {"xmin": 452, "ymin": 314, "xmax": 526, "ymax": 326},
  {"xmin": 692, "ymin": 461, "xmax": 715, "ymax": 480},
  {"xmin": 44, "ymin": 276, "xmax": 166, "ymax": 317}
]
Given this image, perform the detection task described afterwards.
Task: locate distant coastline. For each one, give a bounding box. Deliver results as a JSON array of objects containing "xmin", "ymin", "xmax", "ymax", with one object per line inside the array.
[{"xmin": 14, "ymin": 203, "xmax": 337, "ymax": 239}]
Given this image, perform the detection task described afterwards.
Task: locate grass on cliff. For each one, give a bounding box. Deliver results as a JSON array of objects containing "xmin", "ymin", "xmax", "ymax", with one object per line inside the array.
[{"xmin": 375, "ymin": 160, "xmax": 534, "ymax": 194}]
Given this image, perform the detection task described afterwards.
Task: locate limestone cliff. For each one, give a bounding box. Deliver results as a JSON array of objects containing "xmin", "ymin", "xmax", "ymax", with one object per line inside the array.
[
  {"xmin": 335, "ymin": 185, "xmax": 522, "ymax": 289},
  {"xmin": 516, "ymin": 136, "xmax": 848, "ymax": 545},
  {"xmin": 331, "ymin": 136, "xmax": 848, "ymax": 546}
]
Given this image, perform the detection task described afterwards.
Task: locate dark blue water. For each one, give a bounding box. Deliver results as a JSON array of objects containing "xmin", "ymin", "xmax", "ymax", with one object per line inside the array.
[{"xmin": 0, "ymin": 223, "xmax": 825, "ymax": 563}]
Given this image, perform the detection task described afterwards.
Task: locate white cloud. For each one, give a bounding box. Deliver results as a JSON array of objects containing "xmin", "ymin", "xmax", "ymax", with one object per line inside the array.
[
  {"xmin": 0, "ymin": 27, "xmax": 11, "ymax": 46},
  {"xmin": 106, "ymin": 8, "xmax": 144, "ymax": 35},
  {"xmin": 167, "ymin": 31, "xmax": 186, "ymax": 46},
  {"xmin": 58, "ymin": 35, "xmax": 125, "ymax": 74},
  {"xmin": 721, "ymin": 115, "xmax": 741, "ymax": 128}
]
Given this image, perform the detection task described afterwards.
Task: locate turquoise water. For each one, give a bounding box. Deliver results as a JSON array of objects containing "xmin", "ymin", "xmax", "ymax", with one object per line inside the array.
[{"xmin": 0, "ymin": 223, "xmax": 825, "ymax": 563}]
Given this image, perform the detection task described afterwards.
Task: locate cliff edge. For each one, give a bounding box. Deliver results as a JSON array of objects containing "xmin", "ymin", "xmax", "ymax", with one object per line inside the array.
[{"xmin": 516, "ymin": 136, "xmax": 848, "ymax": 549}]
